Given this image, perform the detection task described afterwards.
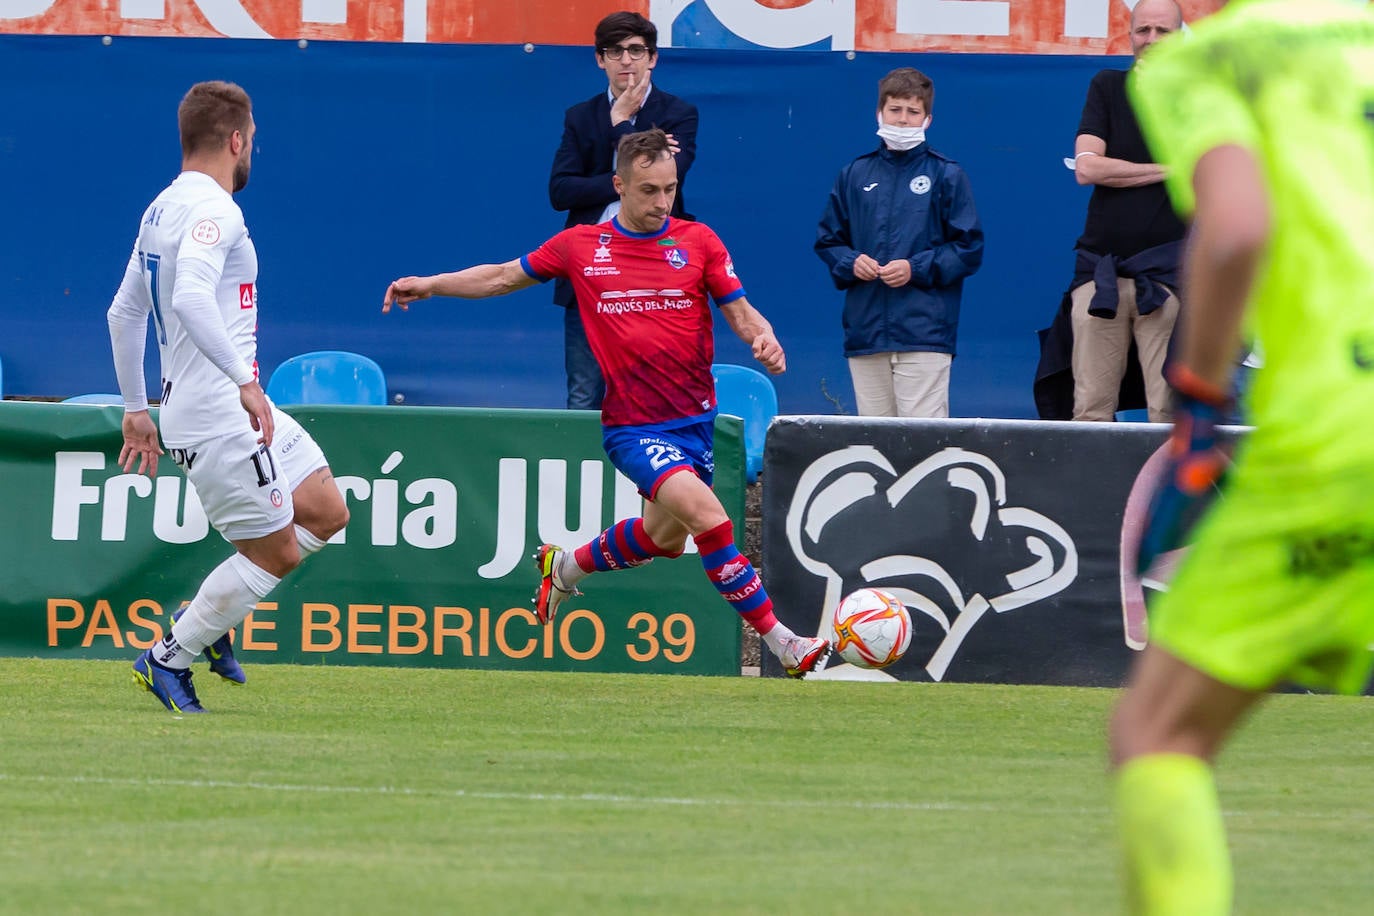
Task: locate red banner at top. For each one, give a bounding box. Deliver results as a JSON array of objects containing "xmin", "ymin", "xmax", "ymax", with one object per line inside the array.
[{"xmin": 0, "ymin": 1, "xmax": 1226, "ymax": 54}]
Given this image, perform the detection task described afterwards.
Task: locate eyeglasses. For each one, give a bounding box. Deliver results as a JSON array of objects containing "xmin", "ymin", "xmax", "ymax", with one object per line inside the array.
[{"xmin": 600, "ymin": 44, "xmax": 651, "ymax": 61}]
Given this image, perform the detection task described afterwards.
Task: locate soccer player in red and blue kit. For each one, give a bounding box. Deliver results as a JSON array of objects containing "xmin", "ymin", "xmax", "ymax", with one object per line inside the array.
[{"xmin": 384, "ymin": 129, "xmax": 829, "ymax": 677}]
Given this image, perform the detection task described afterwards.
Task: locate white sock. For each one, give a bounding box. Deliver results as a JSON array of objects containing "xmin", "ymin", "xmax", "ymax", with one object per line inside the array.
[
  {"xmin": 149, "ymin": 632, "xmax": 196, "ymax": 669},
  {"xmin": 761, "ymin": 621, "xmax": 797, "ymax": 657},
  {"xmin": 171, "ymin": 553, "xmax": 281, "ymax": 657},
  {"xmin": 296, "ymin": 524, "xmax": 327, "ymax": 558}
]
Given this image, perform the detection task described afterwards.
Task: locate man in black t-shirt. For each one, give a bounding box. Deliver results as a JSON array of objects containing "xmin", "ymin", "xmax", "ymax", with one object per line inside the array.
[{"xmin": 1068, "ymin": 0, "xmax": 1185, "ymax": 422}]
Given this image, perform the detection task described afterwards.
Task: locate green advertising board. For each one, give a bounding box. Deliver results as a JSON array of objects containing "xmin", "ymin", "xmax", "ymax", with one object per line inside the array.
[{"xmin": 0, "ymin": 402, "xmax": 744, "ymax": 675}]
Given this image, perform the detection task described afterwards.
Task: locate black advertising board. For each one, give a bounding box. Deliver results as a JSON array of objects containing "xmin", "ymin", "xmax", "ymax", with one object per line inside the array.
[{"xmin": 762, "ymin": 417, "xmax": 1180, "ymax": 685}]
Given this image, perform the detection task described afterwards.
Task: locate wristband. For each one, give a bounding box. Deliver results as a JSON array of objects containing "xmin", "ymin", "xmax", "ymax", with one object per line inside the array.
[{"xmin": 1167, "ymin": 364, "xmax": 1228, "ymax": 407}]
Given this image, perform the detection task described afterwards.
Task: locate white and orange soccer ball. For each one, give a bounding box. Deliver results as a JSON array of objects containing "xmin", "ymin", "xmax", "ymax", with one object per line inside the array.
[{"xmin": 831, "ymin": 587, "xmax": 913, "ymax": 669}]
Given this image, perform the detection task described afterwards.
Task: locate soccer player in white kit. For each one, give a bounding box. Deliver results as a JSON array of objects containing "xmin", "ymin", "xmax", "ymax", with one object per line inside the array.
[{"xmin": 108, "ymin": 81, "xmax": 349, "ymax": 713}]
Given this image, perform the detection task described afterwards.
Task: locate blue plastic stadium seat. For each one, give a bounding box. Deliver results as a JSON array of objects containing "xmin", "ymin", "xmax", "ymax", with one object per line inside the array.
[
  {"xmin": 265, "ymin": 350, "xmax": 387, "ymax": 406},
  {"xmin": 63, "ymin": 393, "xmax": 124, "ymax": 405},
  {"xmin": 711, "ymin": 363, "xmax": 779, "ymax": 485}
]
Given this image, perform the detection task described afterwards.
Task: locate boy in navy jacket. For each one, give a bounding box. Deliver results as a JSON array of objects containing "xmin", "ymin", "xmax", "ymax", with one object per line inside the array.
[{"xmin": 816, "ymin": 67, "xmax": 984, "ymax": 417}]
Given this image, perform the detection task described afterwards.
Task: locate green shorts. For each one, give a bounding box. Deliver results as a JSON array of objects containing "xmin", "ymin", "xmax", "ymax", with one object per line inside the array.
[{"xmin": 1150, "ymin": 469, "xmax": 1374, "ymax": 696}]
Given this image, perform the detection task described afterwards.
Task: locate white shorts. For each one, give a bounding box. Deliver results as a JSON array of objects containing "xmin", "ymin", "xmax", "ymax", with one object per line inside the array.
[{"xmin": 172, "ymin": 406, "xmax": 329, "ymax": 542}]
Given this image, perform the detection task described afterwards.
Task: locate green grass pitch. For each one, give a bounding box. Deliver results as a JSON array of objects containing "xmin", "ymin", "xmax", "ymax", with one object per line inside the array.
[{"xmin": 1, "ymin": 659, "xmax": 1371, "ymax": 914}]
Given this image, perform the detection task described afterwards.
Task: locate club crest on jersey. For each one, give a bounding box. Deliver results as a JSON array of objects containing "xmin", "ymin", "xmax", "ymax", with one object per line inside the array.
[
  {"xmin": 664, "ymin": 248, "xmax": 688, "ymax": 270},
  {"xmin": 910, "ymin": 175, "xmax": 932, "ymax": 195},
  {"xmin": 191, "ymin": 218, "xmax": 221, "ymax": 245},
  {"xmin": 239, "ymin": 283, "xmax": 256, "ymax": 310}
]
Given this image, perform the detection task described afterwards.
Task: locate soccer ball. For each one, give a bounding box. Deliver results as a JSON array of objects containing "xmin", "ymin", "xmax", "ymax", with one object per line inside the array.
[{"xmin": 831, "ymin": 588, "xmax": 912, "ymax": 669}]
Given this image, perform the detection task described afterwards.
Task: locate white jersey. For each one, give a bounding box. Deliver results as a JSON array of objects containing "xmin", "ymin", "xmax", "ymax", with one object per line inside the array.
[{"xmin": 107, "ymin": 171, "xmax": 259, "ymax": 447}]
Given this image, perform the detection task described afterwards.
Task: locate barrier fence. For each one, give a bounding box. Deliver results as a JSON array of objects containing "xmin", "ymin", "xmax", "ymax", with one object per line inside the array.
[
  {"xmin": 0, "ymin": 402, "xmax": 745, "ymax": 675},
  {"xmin": 12, "ymin": 406, "xmax": 1361, "ymax": 693},
  {"xmin": 763, "ymin": 414, "xmax": 1363, "ymax": 694},
  {"xmin": 761, "ymin": 416, "xmax": 1247, "ymax": 687}
]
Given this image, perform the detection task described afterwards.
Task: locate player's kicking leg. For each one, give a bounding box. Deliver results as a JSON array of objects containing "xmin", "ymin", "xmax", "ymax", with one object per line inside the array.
[
  {"xmin": 533, "ymin": 468, "xmax": 829, "ymax": 677},
  {"xmin": 647, "ymin": 472, "xmax": 830, "ymax": 677}
]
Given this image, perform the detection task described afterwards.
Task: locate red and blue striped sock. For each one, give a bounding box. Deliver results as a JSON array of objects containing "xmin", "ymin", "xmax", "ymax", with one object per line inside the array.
[
  {"xmin": 695, "ymin": 520, "xmax": 778, "ymax": 634},
  {"xmin": 573, "ymin": 518, "xmax": 680, "ymax": 577}
]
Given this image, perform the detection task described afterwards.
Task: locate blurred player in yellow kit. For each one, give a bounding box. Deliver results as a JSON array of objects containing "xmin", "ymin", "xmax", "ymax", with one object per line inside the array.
[{"xmin": 1111, "ymin": 1, "xmax": 1374, "ymax": 912}]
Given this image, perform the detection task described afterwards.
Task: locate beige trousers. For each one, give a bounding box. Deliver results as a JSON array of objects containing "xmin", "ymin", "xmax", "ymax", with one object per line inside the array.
[
  {"xmin": 1070, "ymin": 278, "xmax": 1179, "ymax": 422},
  {"xmin": 847, "ymin": 351, "xmax": 952, "ymax": 418}
]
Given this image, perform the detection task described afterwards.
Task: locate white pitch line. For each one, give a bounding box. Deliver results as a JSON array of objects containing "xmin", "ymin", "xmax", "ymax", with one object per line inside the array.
[
  {"xmin": 0, "ymin": 772, "xmax": 1009, "ymax": 813},
  {"xmin": 2, "ymin": 773, "xmax": 1370, "ymax": 822}
]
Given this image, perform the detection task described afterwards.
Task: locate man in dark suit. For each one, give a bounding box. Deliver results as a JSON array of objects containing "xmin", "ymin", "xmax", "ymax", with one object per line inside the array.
[{"xmin": 548, "ymin": 11, "xmax": 699, "ymax": 410}]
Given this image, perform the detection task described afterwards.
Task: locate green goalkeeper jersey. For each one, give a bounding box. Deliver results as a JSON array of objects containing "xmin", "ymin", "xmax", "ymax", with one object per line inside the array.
[{"xmin": 1130, "ymin": 0, "xmax": 1374, "ymax": 491}]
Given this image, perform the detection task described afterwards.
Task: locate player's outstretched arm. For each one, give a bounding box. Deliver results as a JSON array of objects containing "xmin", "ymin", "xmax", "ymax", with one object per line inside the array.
[
  {"xmin": 720, "ymin": 297, "xmax": 786, "ymax": 375},
  {"xmin": 384, "ymin": 260, "xmax": 537, "ymax": 313}
]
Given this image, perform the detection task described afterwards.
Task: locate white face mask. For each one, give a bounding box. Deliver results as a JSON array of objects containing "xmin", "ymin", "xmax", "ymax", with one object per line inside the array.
[{"xmin": 876, "ymin": 116, "xmax": 929, "ymax": 151}]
